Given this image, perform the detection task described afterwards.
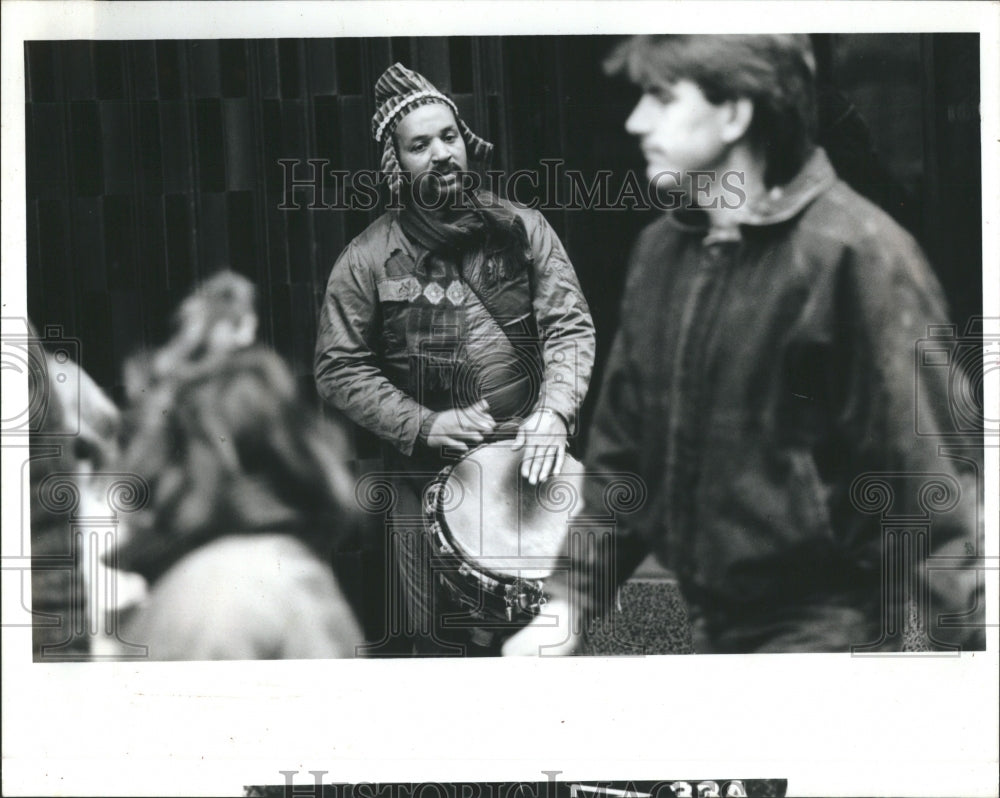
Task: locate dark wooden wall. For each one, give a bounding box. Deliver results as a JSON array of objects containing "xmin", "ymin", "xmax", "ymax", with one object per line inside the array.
[
  {"xmin": 24, "ymin": 35, "xmax": 983, "ymax": 428},
  {"xmin": 23, "ymin": 38, "xmax": 503, "ymax": 401}
]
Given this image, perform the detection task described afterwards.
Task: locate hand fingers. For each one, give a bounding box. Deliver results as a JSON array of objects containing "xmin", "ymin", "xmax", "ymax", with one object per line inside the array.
[
  {"xmin": 552, "ymin": 444, "xmax": 566, "ymax": 478},
  {"xmin": 522, "ymin": 442, "xmax": 565, "ymax": 485},
  {"xmin": 459, "ymin": 407, "xmax": 495, "ymax": 432},
  {"xmin": 521, "ymin": 445, "xmax": 550, "ymax": 485},
  {"xmin": 471, "ymin": 415, "xmax": 497, "ymax": 433},
  {"xmin": 534, "ymin": 449, "xmax": 555, "ymax": 484},
  {"xmin": 454, "ymin": 428, "xmax": 485, "ymax": 446},
  {"xmin": 520, "ymin": 445, "xmax": 536, "ymax": 480},
  {"xmin": 464, "ymin": 400, "xmax": 494, "ymax": 425},
  {"xmin": 457, "ymin": 417, "xmax": 491, "ymax": 436},
  {"xmin": 529, "ymin": 446, "xmax": 553, "ymax": 485},
  {"xmin": 462, "ymin": 401, "xmax": 492, "ymax": 420},
  {"xmin": 511, "ymin": 425, "xmax": 526, "ymax": 451},
  {"xmin": 432, "ymin": 435, "xmax": 468, "ymax": 451}
]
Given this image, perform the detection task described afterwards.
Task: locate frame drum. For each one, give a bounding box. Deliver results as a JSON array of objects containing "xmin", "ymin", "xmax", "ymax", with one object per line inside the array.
[{"xmin": 423, "ymin": 441, "xmax": 584, "ymax": 636}]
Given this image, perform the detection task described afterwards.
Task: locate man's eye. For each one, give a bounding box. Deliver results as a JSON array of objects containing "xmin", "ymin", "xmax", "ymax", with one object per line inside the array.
[
  {"xmin": 443, "ymin": 132, "xmax": 457, "ymax": 142},
  {"xmin": 410, "ymin": 143, "xmax": 426, "ymax": 152}
]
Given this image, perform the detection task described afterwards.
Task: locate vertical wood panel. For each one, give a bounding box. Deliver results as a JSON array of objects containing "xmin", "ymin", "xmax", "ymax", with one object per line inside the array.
[
  {"xmin": 163, "ymin": 193, "xmax": 195, "ymax": 292},
  {"xmin": 306, "ymin": 39, "xmax": 337, "ymax": 95},
  {"xmin": 93, "ymin": 41, "xmax": 125, "ymax": 100},
  {"xmin": 26, "ymin": 41, "xmax": 56, "ymax": 102},
  {"xmin": 260, "ymin": 97, "xmax": 283, "ymax": 193},
  {"xmin": 926, "ymin": 33, "xmax": 981, "ymax": 329},
  {"xmin": 448, "ymin": 37, "xmax": 474, "ymax": 94},
  {"xmin": 223, "ymin": 98, "xmax": 255, "ymax": 191},
  {"xmin": 226, "ymin": 190, "xmax": 257, "ymax": 277},
  {"xmin": 155, "ymin": 41, "xmax": 182, "ymax": 100},
  {"xmin": 26, "ymin": 104, "xmax": 68, "ymax": 197},
  {"xmin": 138, "ymin": 194, "xmax": 169, "ymax": 299},
  {"xmin": 246, "ymin": 40, "xmax": 274, "ymax": 347},
  {"xmin": 63, "ymin": 41, "xmax": 96, "ymax": 100},
  {"xmin": 109, "ymin": 288, "xmax": 143, "ymax": 383},
  {"xmin": 312, "ymin": 96, "xmax": 341, "ymax": 166},
  {"xmin": 188, "ymin": 40, "xmax": 221, "ymax": 98},
  {"xmin": 69, "ymin": 101, "xmax": 103, "ymax": 197},
  {"xmin": 286, "ymin": 198, "xmax": 313, "ymax": 285},
  {"xmin": 99, "ymin": 101, "xmax": 135, "ymax": 194},
  {"xmin": 78, "ymin": 290, "xmax": 113, "ymax": 385},
  {"xmin": 103, "ymin": 195, "xmax": 137, "ymax": 292},
  {"xmin": 414, "ymin": 38, "xmax": 451, "ymax": 89},
  {"xmin": 194, "ymin": 98, "xmax": 226, "ymax": 192},
  {"xmin": 270, "ymin": 281, "xmax": 292, "ymax": 364},
  {"xmin": 71, "ymin": 198, "xmax": 105, "ymax": 292},
  {"xmin": 264, "ymin": 196, "xmax": 291, "ymax": 285},
  {"xmin": 219, "ymin": 40, "xmax": 248, "ymax": 98},
  {"xmin": 131, "ymin": 42, "xmax": 159, "ymax": 100},
  {"xmin": 36, "ymin": 200, "xmax": 74, "ymax": 322},
  {"xmin": 334, "ymin": 38, "xmax": 364, "ymax": 95},
  {"xmin": 257, "ymin": 41, "xmax": 280, "ymax": 99},
  {"xmin": 159, "ymin": 101, "xmax": 193, "ymax": 194},
  {"xmin": 26, "ymin": 200, "xmax": 40, "ymax": 287},
  {"xmin": 288, "ymin": 281, "xmax": 317, "ymax": 376},
  {"xmin": 136, "ymin": 101, "xmax": 163, "ymax": 194},
  {"xmin": 197, "ymin": 192, "xmax": 229, "ymax": 274},
  {"xmin": 278, "ymin": 39, "xmax": 302, "ymax": 99}
]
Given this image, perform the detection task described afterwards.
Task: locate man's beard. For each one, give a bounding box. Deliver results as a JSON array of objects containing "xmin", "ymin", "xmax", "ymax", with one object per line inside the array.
[{"xmin": 409, "ymin": 170, "xmax": 472, "ymax": 213}]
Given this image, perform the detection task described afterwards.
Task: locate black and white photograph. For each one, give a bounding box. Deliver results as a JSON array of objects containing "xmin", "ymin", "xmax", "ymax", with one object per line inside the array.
[{"xmin": 2, "ymin": 2, "xmax": 998, "ymax": 796}]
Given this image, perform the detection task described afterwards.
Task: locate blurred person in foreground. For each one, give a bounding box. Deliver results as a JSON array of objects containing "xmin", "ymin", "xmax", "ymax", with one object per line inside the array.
[
  {"xmin": 26, "ymin": 319, "xmax": 123, "ymax": 660},
  {"xmin": 109, "ymin": 345, "xmax": 363, "ymax": 660},
  {"xmin": 505, "ymin": 35, "xmax": 985, "ymax": 655},
  {"xmin": 314, "ymin": 63, "xmax": 595, "ymax": 655},
  {"xmin": 124, "ymin": 269, "xmax": 258, "ymax": 403}
]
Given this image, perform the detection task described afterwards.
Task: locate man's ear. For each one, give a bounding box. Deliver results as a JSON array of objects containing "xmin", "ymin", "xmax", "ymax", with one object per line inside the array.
[{"xmin": 721, "ymin": 97, "xmax": 754, "ymax": 144}]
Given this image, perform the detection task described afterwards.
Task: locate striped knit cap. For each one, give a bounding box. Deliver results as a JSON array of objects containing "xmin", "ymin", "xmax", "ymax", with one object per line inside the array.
[{"xmin": 371, "ymin": 62, "xmax": 494, "ymax": 193}]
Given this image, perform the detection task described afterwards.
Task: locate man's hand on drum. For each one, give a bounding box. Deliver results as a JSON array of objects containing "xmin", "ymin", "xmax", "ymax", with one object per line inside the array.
[
  {"xmin": 513, "ymin": 408, "xmax": 567, "ymax": 485},
  {"xmin": 426, "ymin": 399, "xmax": 496, "ymax": 451}
]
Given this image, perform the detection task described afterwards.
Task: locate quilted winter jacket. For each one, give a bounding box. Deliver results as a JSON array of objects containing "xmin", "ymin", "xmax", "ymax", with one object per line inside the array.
[{"xmin": 315, "ymin": 204, "xmax": 596, "ymax": 457}]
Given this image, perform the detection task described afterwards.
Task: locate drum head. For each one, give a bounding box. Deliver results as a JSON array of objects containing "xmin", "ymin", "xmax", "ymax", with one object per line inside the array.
[{"xmin": 439, "ymin": 441, "xmax": 584, "ymax": 578}]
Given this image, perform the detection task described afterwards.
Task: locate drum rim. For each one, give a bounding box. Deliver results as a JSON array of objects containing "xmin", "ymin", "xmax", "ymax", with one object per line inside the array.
[{"xmin": 425, "ymin": 445, "xmax": 556, "ymax": 590}]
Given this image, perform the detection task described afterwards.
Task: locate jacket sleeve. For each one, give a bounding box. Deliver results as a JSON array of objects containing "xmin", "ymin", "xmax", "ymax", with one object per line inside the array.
[
  {"xmin": 314, "ymin": 242, "xmax": 432, "ymax": 456},
  {"xmin": 545, "ymin": 238, "xmax": 653, "ymax": 624},
  {"xmin": 525, "ymin": 211, "xmax": 596, "ymax": 431},
  {"xmin": 840, "ymin": 229, "xmax": 985, "ymax": 650}
]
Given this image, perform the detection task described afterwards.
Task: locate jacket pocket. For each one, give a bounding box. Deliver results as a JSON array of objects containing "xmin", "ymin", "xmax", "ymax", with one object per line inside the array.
[{"xmin": 376, "ymin": 276, "xmax": 420, "ymax": 351}]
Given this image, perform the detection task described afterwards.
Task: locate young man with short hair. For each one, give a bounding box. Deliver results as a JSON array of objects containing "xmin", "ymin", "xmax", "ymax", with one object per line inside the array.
[{"xmin": 506, "ymin": 35, "xmax": 983, "ymax": 655}]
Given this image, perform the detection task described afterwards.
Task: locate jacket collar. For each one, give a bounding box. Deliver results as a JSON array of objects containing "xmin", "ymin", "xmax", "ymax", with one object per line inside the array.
[
  {"xmin": 666, "ymin": 146, "xmax": 838, "ymax": 234},
  {"xmin": 742, "ymin": 146, "xmax": 837, "ymax": 226}
]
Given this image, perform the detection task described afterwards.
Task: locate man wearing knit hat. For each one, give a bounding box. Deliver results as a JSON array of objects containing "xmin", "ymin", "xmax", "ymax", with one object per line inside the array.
[{"xmin": 315, "ymin": 63, "xmax": 595, "ymax": 656}]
